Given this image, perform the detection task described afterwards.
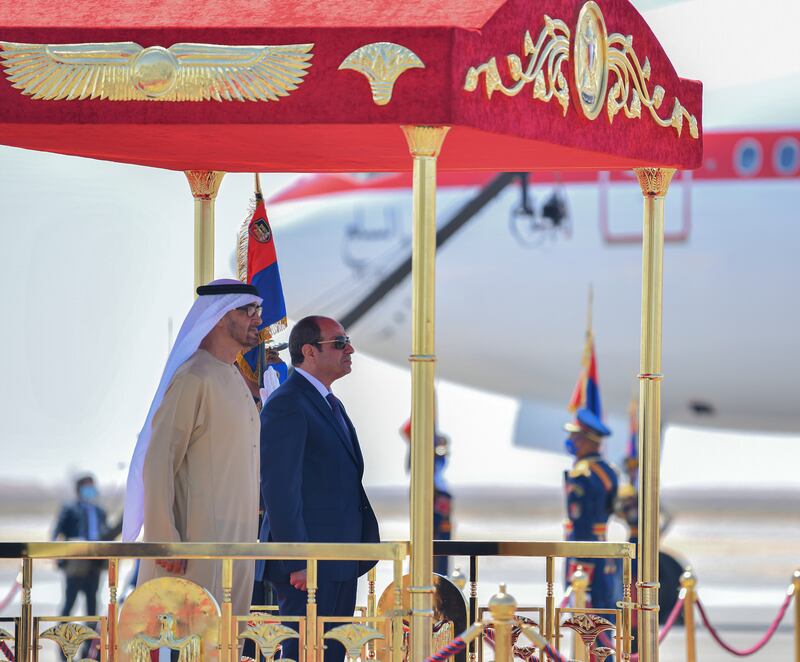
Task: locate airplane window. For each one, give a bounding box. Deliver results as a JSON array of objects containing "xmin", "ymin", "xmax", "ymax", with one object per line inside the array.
[
  {"xmin": 733, "ymin": 139, "xmax": 762, "ymax": 176},
  {"xmin": 773, "ymin": 137, "xmax": 799, "ymax": 175}
]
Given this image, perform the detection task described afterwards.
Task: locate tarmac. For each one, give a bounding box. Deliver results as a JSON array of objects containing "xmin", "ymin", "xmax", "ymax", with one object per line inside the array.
[{"xmin": 0, "ymin": 485, "xmax": 796, "ymax": 661}]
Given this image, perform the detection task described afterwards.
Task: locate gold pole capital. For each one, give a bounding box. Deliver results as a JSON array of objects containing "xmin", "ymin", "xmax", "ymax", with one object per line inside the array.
[
  {"xmin": 680, "ymin": 567, "xmax": 698, "ymax": 591},
  {"xmin": 633, "ymin": 167, "xmax": 676, "ymax": 198},
  {"xmin": 185, "ymin": 170, "xmax": 226, "ymax": 200},
  {"xmin": 401, "ymin": 126, "xmax": 450, "ymax": 158},
  {"xmin": 488, "ymin": 583, "xmax": 518, "ymax": 621}
]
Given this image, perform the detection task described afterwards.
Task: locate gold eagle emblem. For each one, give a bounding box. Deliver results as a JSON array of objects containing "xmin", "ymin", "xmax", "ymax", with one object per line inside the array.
[{"xmin": 0, "ymin": 41, "xmax": 314, "ymax": 102}]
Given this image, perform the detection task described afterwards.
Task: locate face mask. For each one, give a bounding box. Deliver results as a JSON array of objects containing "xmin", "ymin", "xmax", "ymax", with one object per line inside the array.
[
  {"xmin": 79, "ymin": 485, "xmax": 98, "ymax": 502},
  {"xmin": 564, "ymin": 438, "xmax": 578, "ymax": 456}
]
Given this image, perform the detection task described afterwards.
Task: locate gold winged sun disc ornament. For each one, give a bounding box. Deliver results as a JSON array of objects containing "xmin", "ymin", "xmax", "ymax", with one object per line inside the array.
[{"xmin": 0, "ymin": 41, "xmax": 314, "ymax": 102}]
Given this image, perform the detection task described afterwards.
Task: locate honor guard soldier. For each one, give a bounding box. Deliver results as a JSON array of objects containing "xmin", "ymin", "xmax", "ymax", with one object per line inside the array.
[{"xmin": 563, "ymin": 407, "xmax": 619, "ymax": 610}]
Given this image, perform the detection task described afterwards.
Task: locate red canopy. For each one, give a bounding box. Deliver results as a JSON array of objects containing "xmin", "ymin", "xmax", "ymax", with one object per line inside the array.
[{"xmin": 0, "ymin": 0, "xmax": 702, "ymax": 172}]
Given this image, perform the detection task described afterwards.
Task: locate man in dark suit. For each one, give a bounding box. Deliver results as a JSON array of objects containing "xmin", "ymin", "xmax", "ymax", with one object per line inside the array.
[
  {"xmin": 259, "ymin": 316, "xmax": 380, "ymax": 662},
  {"xmin": 52, "ymin": 475, "xmax": 108, "ymax": 629}
]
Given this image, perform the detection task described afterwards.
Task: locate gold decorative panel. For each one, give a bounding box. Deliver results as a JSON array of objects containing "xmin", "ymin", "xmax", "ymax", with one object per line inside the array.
[
  {"xmin": 339, "ymin": 42, "xmax": 424, "ymax": 106},
  {"xmin": 323, "ymin": 623, "xmax": 384, "ymax": 662},
  {"xmin": 0, "ymin": 42, "xmax": 313, "ymax": 102},
  {"xmin": 117, "ymin": 577, "xmax": 220, "ymax": 662},
  {"xmin": 239, "ymin": 621, "xmax": 299, "ymax": 662},
  {"xmin": 463, "ymin": 1, "xmax": 698, "ymax": 138},
  {"xmin": 39, "ymin": 622, "xmax": 100, "ymax": 661}
]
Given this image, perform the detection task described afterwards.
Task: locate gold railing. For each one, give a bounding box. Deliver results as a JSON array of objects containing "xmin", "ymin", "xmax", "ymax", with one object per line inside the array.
[
  {"xmin": 433, "ymin": 540, "xmax": 635, "ymax": 662},
  {"xmin": 0, "ymin": 540, "xmax": 634, "ymax": 662}
]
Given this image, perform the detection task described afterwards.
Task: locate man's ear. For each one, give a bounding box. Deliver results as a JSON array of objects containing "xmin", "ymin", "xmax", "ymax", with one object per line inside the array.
[{"xmin": 301, "ymin": 342, "xmax": 316, "ymax": 363}]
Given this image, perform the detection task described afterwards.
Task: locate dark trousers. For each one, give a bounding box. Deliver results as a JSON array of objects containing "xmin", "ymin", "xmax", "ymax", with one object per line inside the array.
[
  {"xmin": 61, "ymin": 571, "xmax": 100, "ymax": 616},
  {"xmin": 270, "ymin": 576, "xmax": 357, "ymax": 662}
]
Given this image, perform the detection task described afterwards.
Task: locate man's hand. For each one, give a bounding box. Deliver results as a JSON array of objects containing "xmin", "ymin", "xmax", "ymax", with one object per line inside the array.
[
  {"xmin": 156, "ymin": 559, "xmax": 187, "ymax": 575},
  {"xmin": 289, "ymin": 569, "xmax": 307, "ymax": 591}
]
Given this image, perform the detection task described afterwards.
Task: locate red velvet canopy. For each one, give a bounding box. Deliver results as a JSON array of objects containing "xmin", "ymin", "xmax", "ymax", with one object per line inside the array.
[{"xmin": 0, "ymin": 0, "xmax": 702, "ymax": 172}]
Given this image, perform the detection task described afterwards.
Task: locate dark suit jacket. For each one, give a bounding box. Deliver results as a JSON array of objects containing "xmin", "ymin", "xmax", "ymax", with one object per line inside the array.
[
  {"xmin": 52, "ymin": 500, "xmax": 108, "ymax": 573},
  {"xmin": 258, "ymin": 371, "xmax": 380, "ymax": 583}
]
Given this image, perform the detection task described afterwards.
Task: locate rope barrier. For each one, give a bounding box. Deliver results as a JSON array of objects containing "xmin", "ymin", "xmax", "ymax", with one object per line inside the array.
[
  {"xmin": 626, "ymin": 596, "xmax": 685, "ymax": 661},
  {"xmin": 695, "ymin": 591, "xmax": 793, "ymax": 657},
  {"xmin": 0, "ymin": 641, "xmax": 13, "ymax": 662}
]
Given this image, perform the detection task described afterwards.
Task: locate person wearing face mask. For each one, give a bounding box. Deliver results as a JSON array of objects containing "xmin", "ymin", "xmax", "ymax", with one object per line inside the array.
[
  {"xmin": 562, "ymin": 407, "xmax": 619, "ymax": 611},
  {"xmin": 52, "ymin": 475, "xmax": 109, "ymax": 620}
]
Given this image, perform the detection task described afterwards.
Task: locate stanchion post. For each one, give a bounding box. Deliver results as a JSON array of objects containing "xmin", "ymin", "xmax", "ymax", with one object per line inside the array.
[
  {"xmin": 793, "ymin": 569, "xmax": 800, "ymax": 662},
  {"xmin": 488, "ymin": 584, "xmax": 516, "ymax": 662},
  {"xmin": 107, "ymin": 558, "xmax": 119, "ymax": 662},
  {"xmin": 570, "ymin": 567, "xmax": 589, "ymax": 662},
  {"xmin": 679, "ymin": 568, "xmax": 697, "ymax": 662},
  {"xmin": 184, "ymin": 170, "xmax": 225, "ymax": 292},
  {"xmin": 634, "ymin": 167, "xmax": 675, "ymax": 662},
  {"xmin": 401, "ymin": 124, "xmax": 449, "ymax": 662}
]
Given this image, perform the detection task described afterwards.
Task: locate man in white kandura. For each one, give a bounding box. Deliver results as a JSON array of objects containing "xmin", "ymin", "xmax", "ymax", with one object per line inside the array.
[{"xmin": 122, "ymin": 278, "xmax": 263, "ymax": 617}]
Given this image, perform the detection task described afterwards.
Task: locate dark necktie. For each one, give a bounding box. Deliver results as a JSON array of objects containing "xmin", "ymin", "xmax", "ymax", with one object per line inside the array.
[{"xmin": 326, "ymin": 392, "xmax": 354, "ymax": 454}]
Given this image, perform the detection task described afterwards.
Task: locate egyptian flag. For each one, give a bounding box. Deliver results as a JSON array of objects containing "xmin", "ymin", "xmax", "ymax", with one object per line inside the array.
[
  {"xmin": 236, "ymin": 174, "xmax": 288, "ymax": 385},
  {"xmin": 567, "ymin": 327, "xmax": 603, "ymax": 419}
]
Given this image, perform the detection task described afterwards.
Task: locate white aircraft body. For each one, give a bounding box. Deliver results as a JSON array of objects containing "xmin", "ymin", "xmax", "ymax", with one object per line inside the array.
[
  {"xmin": 0, "ymin": 0, "xmax": 798, "ymax": 482},
  {"xmin": 264, "ymin": 134, "xmax": 799, "ymax": 456},
  {"xmin": 255, "ymin": 0, "xmax": 800, "ymax": 452}
]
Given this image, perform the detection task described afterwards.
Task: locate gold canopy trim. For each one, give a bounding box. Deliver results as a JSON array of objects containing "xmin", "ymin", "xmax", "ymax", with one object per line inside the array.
[
  {"xmin": 463, "ymin": 1, "xmax": 698, "ymax": 138},
  {"xmin": 0, "ymin": 41, "xmax": 314, "ymax": 102}
]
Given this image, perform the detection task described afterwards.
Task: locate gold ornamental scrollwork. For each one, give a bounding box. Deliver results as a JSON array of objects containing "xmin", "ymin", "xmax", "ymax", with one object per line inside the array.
[
  {"xmin": 464, "ymin": 15, "xmax": 571, "ymax": 115},
  {"xmin": 39, "ymin": 622, "xmax": 100, "ymax": 661},
  {"xmin": 339, "ymin": 42, "xmax": 425, "ymax": 106},
  {"xmin": 606, "ymin": 31, "xmax": 698, "ymax": 138},
  {"xmin": 238, "ymin": 622, "xmax": 299, "ymax": 662},
  {"xmin": 0, "ymin": 41, "xmax": 313, "ymax": 102},
  {"xmin": 323, "ymin": 623, "xmax": 384, "ymax": 662}
]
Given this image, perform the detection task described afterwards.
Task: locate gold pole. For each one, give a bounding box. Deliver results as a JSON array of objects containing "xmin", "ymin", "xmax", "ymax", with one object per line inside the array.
[
  {"xmin": 487, "ymin": 584, "xmax": 516, "ymax": 662},
  {"xmin": 185, "ymin": 170, "xmax": 225, "ymax": 292},
  {"xmin": 680, "ymin": 568, "xmax": 697, "ymax": 662},
  {"xmin": 469, "ymin": 556, "xmax": 479, "ymax": 662},
  {"xmin": 793, "ymin": 569, "xmax": 800, "ymax": 662},
  {"xmin": 634, "ymin": 167, "xmax": 675, "ymax": 662},
  {"xmin": 107, "ymin": 559, "xmax": 119, "ymax": 662},
  {"xmin": 401, "ymin": 124, "xmax": 449, "ymax": 662},
  {"xmin": 19, "ymin": 559, "xmax": 32, "ymax": 662},
  {"xmin": 622, "ymin": 556, "xmax": 633, "ymax": 661},
  {"xmin": 367, "ymin": 566, "xmax": 377, "ymax": 660},
  {"xmin": 545, "ymin": 556, "xmax": 555, "ymax": 648},
  {"xmin": 570, "ymin": 567, "xmax": 589, "ymax": 662},
  {"xmin": 307, "ymin": 559, "xmax": 319, "ymax": 662},
  {"xmin": 221, "ymin": 558, "xmax": 233, "ymax": 662}
]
